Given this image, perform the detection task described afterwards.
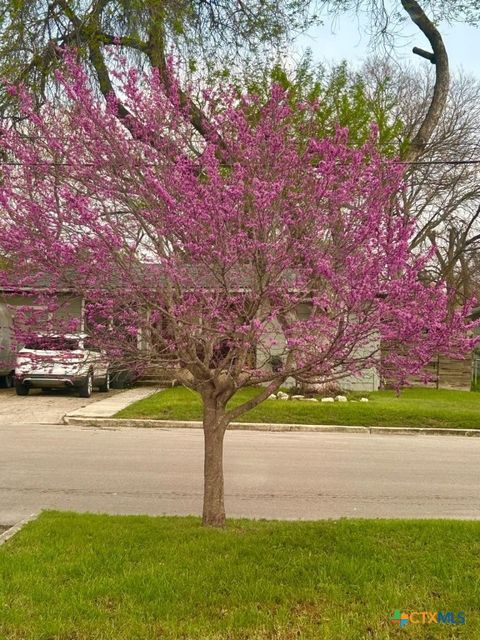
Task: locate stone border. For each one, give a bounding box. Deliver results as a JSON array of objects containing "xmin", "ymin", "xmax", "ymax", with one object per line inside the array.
[
  {"xmin": 0, "ymin": 512, "xmax": 39, "ymax": 546},
  {"xmin": 63, "ymin": 415, "xmax": 480, "ymax": 437}
]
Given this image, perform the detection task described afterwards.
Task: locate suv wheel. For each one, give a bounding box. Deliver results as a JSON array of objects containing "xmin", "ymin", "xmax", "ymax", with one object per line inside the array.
[
  {"xmin": 98, "ymin": 371, "xmax": 110, "ymax": 393},
  {"xmin": 15, "ymin": 380, "xmax": 29, "ymax": 396},
  {"xmin": 79, "ymin": 372, "xmax": 93, "ymax": 398}
]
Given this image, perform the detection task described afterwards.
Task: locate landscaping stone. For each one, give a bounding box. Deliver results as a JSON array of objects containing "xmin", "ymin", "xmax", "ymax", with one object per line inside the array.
[
  {"xmin": 321, "ymin": 397, "xmax": 334, "ymax": 403},
  {"xmin": 335, "ymin": 395, "xmax": 348, "ymax": 402},
  {"xmin": 268, "ymin": 394, "xmax": 277, "ymax": 400},
  {"xmin": 277, "ymin": 391, "xmax": 289, "ymax": 400},
  {"xmin": 360, "ymin": 397, "xmax": 369, "ymax": 403},
  {"xmin": 302, "ymin": 398, "xmax": 319, "ymax": 402},
  {"xmin": 291, "ymin": 395, "xmax": 304, "ymax": 400}
]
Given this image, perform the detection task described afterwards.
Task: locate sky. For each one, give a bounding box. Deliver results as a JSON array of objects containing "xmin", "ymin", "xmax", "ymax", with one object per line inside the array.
[{"xmin": 297, "ymin": 12, "xmax": 480, "ymax": 77}]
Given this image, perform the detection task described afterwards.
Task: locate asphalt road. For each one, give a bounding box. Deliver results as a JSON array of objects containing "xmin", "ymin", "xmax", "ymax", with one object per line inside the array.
[{"xmin": 1, "ymin": 422, "xmax": 480, "ymax": 525}]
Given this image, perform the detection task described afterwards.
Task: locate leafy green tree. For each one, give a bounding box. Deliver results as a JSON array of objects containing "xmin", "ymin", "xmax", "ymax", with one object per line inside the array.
[
  {"xmin": 244, "ymin": 56, "xmax": 405, "ymax": 156},
  {"xmin": 0, "ymin": 0, "xmax": 318, "ymax": 131},
  {"xmin": 1, "ymin": 1, "xmax": 478, "ymax": 153}
]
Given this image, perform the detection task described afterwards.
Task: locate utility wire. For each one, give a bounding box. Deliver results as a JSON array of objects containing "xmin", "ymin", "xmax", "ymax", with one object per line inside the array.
[{"xmin": 0, "ymin": 159, "xmax": 479, "ymax": 167}]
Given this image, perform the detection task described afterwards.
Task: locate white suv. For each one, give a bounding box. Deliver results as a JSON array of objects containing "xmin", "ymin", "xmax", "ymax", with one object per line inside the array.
[{"xmin": 15, "ymin": 333, "xmax": 110, "ymax": 397}]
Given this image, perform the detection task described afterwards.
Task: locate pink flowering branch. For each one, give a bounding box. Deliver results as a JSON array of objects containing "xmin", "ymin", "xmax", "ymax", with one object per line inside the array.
[{"xmin": 0, "ymin": 58, "xmax": 476, "ymax": 525}]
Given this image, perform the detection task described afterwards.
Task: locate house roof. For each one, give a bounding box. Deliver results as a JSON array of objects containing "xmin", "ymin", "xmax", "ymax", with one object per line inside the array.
[{"xmin": 0, "ymin": 263, "xmax": 303, "ymax": 294}]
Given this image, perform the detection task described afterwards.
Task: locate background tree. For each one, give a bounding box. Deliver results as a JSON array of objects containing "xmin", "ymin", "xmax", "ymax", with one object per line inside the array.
[
  {"xmin": 0, "ymin": 0, "xmax": 318, "ymax": 133},
  {"xmin": 360, "ymin": 59, "xmax": 480, "ymax": 302},
  {"xmin": 258, "ymin": 54, "xmax": 480, "ymax": 304},
  {"xmin": 318, "ymin": 1, "xmax": 480, "ymax": 152},
  {"xmin": 0, "ymin": 0, "xmax": 476, "ymax": 148},
  {"xmin": 244, "ymin": 56, "xmax": 406, "ymax": 156},
  {"xmin": 0, "ymin": 58, "xmax": 472, "ymax": 526},
  {"xmin": 244, "ymin": 0, "xmax": 480, "ymax": 303}
]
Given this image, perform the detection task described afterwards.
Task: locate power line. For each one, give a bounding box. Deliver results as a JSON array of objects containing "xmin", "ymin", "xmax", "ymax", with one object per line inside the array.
[
  {"xmin": 396, "ymin": 159, "xmax": 480, "ymax": 166},
  {"xmin": 0, "ymin": 159, "xmax": 479, "ymax": 167}
]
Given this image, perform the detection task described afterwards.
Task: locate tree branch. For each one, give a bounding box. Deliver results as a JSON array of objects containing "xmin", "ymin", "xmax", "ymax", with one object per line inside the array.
[
  {"xmin": 225, "ymin": 377, "xmax": 285, "ymax": 422},
  {"xmin": 401, "ymin": 0, "xmax": 449, "ymax": 161}
]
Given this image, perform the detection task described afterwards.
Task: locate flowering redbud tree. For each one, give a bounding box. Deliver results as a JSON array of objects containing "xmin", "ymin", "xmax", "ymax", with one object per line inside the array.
[{"xmin": 0, "ymin": 56, "xmax": 474, "ymax": 526}]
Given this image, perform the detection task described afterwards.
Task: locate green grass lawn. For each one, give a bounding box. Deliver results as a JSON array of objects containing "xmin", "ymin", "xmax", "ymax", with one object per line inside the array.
[
  {"xmin": 0, "ymin": 512, "xmax": 479, "ymax": 639},
  {"xmin": 116, "ymin": 386, "xmax": 480, "ymax": 429}
]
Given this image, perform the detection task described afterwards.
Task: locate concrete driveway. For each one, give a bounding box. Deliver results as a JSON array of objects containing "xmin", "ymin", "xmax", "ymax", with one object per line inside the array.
[{"xmin": 0, "ymin": 388, "xmax": 117, "ymax": 425}]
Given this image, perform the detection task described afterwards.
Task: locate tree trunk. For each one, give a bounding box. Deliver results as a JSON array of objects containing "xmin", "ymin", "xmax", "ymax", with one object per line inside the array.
[{"xmin": 202, "ymin": 398, "xmax": 228, "ymax": 527}]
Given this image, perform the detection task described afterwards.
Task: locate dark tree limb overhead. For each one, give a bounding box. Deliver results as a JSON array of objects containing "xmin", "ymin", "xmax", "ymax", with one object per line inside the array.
[{"xmin": 401, "ymin": 0, "xmax": 449, "ymax": 161}]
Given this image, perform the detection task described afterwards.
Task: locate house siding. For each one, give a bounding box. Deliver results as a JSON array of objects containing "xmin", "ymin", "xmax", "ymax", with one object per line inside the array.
[
  {"xmin": 0, "ymin": 294, "xmax": 84, "ymax": 363},
  {"xmin": 257, "ymin": 304, "xmax": 380, "ymax": 392}
]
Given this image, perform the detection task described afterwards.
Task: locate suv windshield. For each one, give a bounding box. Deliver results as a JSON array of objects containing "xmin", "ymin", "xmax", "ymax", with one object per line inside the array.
[{"xmin": 24, "ymin": 337, "xmax": 81, "ymax": 351}]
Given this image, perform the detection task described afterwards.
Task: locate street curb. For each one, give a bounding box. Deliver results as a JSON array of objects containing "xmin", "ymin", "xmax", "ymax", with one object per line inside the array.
[
  {"xmin": 62, "ymin": 415, "xmax": 480, "ymax": 437},
  {"xmin": 0, "ymin": 512, "xmax": 39, "ymax": 546}
]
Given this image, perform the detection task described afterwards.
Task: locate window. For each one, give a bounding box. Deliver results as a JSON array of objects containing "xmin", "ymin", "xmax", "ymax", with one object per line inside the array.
[{"xmin": 24, "ymin": 337, "xmax": 80, "ymax": 351}]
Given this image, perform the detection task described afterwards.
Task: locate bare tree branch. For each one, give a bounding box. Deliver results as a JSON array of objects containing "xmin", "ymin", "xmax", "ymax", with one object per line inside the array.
[{"xmin": 401, "ymin": 0, "xmax": 449, "ymax": 160}]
